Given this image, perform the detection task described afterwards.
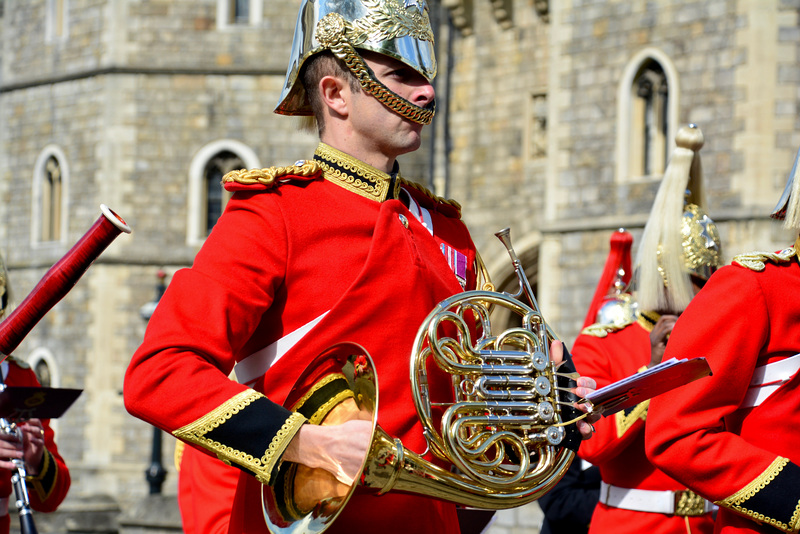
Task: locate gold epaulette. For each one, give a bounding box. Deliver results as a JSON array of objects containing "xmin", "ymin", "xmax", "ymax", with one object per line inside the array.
[
  {"xmin": 398, "ymin": 177, "xmax": 462, "ymax": 218},
  {"xmin": 733, "ymin": 246, "xmax": 797, "ymax": 272},
  {"xmin": 579, "ymin": 318, "xmax": 634, "ymax": 338},
  {"xmin": 222, "ymin": 160, "xmax": 322, "ymax": 188}
]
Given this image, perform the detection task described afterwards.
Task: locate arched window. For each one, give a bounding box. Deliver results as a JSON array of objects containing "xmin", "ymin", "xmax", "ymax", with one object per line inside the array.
[
  {"xmin": 46, "ymin": 0, "xmax": 69, "ymax": 42},
  {"xmin": 203, "ymin": 151, "xmax": 243, "ymax": 235},
  {"xmin": 230, "ymin": 0, "xmax": 249, "ymax": 23},
  {"xmin": 631, "ymin": 61, "xmax": 669, "ymax": 177},
  {"xmin": 34, "ymin": 359, "xmax": 52, "ymax": 388},
  {"xmin": 187, "ymin": 140, "xmax": 261, "ymax": 245},
  {"xmin": 616, "ymin": 49, "xmax": 679, "ymax": 183},
  {"xmin": 42, "ymin": 156, "xmax": 63, "ymax": 242},
  {"xmin": 27, "ymin": 348, "xmax": 60, "ymax": 389},
  {"xmin": 217, "ymin": 0, "xmax": 262, "ymax": 28},
  {"xmin": 27, "ymin": 348, "xmax": 60, "ymax": 432},
  {"xmin": 32, "ymin": 146, "xmax": 70, "ymax": 246}
]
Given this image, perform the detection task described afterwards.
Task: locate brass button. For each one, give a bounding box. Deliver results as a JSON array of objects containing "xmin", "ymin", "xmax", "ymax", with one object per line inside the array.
[{"xmin": 398, "ymin": 214, "xmax": 409, "ymax": 228}]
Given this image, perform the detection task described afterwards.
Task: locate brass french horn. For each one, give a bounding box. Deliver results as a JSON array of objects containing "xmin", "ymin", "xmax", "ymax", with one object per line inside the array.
[{"xmin": 262, "ymin": 228, "xmax": 583, "ymax": 533}]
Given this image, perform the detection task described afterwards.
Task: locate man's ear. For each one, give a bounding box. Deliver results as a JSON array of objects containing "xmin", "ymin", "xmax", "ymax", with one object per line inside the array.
[{"xmin": 318, "ymin": 75, "xmax": 349, "ymax": 118}]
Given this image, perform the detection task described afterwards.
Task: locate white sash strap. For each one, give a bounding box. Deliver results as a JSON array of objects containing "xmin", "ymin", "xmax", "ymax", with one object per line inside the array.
[
  {"xmin": 234, "ymin": 311, "xmax": 329, "ymax": 386},
  {"xmin": 741, "ymin": 352, "xmax": 800, "ymax": 409},
  {"xmin": 599, "ymin": 482, "xmax": 713, "ymax": 516},
  {"xmin": 400, "ymin": 188, "xmax": 433, "ymax": 236}
]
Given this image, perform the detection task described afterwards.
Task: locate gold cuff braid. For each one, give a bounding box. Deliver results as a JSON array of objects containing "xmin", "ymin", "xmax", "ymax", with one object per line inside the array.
[
  {"xmin": 173, "ymin": 390, "xmax": 308, "ymax": 485},
  {"xmin": 717, "ymin": 457, "xmax": 800, "ymax": 533}
]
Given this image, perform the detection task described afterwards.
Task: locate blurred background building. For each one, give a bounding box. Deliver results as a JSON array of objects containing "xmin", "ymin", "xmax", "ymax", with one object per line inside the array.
[{"xmin": 0, "ymin": 0, "xmax": 796, "ymax": 532}]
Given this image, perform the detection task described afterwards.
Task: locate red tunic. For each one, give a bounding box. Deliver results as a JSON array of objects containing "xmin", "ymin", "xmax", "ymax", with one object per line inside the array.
[
  {"xmin": 646, "ymin": 246, "xmax": 800, "ymax": 534},
  {"xmin": 0, "ymin": 357, "xmax": 71, "ymax": 534},
  {"xmin": 572, "ymin": 316, "xmax": 714, "ymax": 534},
  {"xmin": 176, "ymin": 442, "xmax": 239, "ymax": 534},
  {"xmin": 124, "ymin": 146, "xmax": 477, "ymax": 534}
]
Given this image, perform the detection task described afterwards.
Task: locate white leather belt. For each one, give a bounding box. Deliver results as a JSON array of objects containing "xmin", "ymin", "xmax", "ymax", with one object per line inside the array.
[
  {"xmin": 0, "ymin": 497, "xmax": 8, "ymax": 517},
  {"xmin": 741, "ymin": 352, "xmax": 800, "ymax": 409},
  {"xmin": 599, "ymin": 482, "xmax": 713, "ymax": 516}
]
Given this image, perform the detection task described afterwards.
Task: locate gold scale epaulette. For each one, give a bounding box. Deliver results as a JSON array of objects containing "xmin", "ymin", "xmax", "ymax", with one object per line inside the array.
[
  {"xmin": 222, "ymin": 160, "xmax": 321, "ymax": 187},
  {"xmin": 732, "ymin": 244, "xmax": 798, "ymax": 272},
  {"xmin": 579, "ymin": 319, "xmax": 633, "ymax": 338}
]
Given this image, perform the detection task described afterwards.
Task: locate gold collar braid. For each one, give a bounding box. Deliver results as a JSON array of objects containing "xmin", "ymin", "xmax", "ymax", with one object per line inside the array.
[
  {"xmin": 313, "ymin": 143, "xmax": 461, "ymax": 216},
  {"xmin": 314, "ymin": 143, "xmax": 399, "ymax": 202},
  {"xmin": 636, "ymin": 310, "xmax": 662, "ymax": 333}
]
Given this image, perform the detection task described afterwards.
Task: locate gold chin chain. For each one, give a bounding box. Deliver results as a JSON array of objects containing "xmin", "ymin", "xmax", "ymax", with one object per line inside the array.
[{"xmin": 316, "ymin": 12, "xmax": 436, "ymax": 125}]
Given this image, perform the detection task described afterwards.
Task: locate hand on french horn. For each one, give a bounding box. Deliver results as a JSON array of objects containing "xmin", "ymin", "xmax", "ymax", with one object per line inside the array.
[
  {"xmin": 549, "ymin": 340, "xmax": 600, "ymax": 440},
  {"xmin": 283, "ymin": 418, "xmax": 373, "ymax": 486}
]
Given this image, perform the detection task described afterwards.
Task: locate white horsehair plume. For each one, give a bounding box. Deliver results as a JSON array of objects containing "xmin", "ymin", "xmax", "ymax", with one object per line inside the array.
[
  {"xmin": 783, "ymin": 155, "xmax": 800, "ymax": 230},
  {"xmin": 635, "ymin": 124, "xmax": 705, "ymax": 313}
]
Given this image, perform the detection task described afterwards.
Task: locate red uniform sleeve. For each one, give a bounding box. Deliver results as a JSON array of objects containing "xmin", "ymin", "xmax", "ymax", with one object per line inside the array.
[
  {"xmin": 123, "ymin": 193, "xmax": 306, "ymax": 486},
  {"xmin": 645, "ymin": 263, "xmax": 800, "ymax": 532},
  {"xmin": 26, "ymin": 422, "xmax": 70, "ymax": 512}
]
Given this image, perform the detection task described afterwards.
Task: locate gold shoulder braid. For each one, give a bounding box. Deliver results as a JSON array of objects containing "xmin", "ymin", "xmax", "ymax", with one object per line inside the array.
[
  {"xmin": 222, "ymin": 160, "xmax": 321, "ymax": 188},
  {"xmin": 732, "ymin": 237, "xmax": 800, "ymax": 272},
  {"xmin": 397, "ymin": 177, "xmax": 462, "ymax": 217},
  {"xmin": 579, "ymin": 321, "xmax": 632, "ymax": 338}
]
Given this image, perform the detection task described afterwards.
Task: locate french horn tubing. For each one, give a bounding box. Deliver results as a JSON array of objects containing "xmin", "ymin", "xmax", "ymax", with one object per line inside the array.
[{"xmin": 262, "ymin": 228, "xmax": 583, "ymax": 534}]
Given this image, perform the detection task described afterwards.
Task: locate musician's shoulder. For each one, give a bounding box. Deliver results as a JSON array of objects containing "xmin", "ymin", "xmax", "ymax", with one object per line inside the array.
[
  {"xmin": 5, "ymin": 355, "xmax": 30, "ymax": 369},
  {"xmin": 732, "ymin": 245, "xmax": 798, "ymax": 272},
  {"xmin": 222, "ymin": 160, "xmax": 322, "ymax": 192},
  {"xmin": 399, "ymin": 178, "xmax": 462, "ymax": 219}
]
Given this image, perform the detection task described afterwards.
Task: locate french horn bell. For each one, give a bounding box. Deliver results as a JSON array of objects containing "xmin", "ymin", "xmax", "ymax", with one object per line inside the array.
[{"xmin": 262, "ymin": 229, "xmax": 583, "ymax": 533}]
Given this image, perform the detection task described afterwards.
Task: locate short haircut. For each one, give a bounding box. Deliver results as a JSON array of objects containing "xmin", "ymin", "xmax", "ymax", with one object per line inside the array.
[{"xmin": 301, "ymin": 52, "xmax": 361, "ymax": 134}]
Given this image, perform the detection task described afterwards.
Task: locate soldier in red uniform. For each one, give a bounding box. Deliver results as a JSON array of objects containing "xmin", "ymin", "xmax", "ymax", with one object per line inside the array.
[
  {"xmin": 123, "ymin": 1, "xmax": 597, "ymax": 533},
  {"xmin": 174, "ymin": 441, "xmax": 238, "ymax": 534},
  {"xmin": 572, "ymin": 125, "xmax": 720, "ymax": 534},
  {"xmin": 645, "ymin": 148, "xmax": 800, "ymax": 533},
  {"xmin": 0, "ymin": 258, "xmax": 70, "ymax": 534}
]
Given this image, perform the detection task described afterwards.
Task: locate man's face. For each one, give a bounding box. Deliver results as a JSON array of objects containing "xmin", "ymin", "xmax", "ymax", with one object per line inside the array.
[{"xmin": 346, "ymin": 51, "xmax": 436, "ymax": 162}]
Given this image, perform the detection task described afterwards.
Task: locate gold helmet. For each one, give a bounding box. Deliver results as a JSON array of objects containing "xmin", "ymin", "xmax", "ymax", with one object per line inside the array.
[
  {"xmin": 635, "ymin": 124, "xmax": 722, "ymax": 313},
  {"xmin": 274, "ymin": 0, "xmax": 437, "ymax": 125}
]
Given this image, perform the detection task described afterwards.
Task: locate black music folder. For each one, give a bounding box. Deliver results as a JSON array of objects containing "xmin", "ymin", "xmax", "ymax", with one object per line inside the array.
[{"xmin": 0, "ymin": 386, "xmax": 82, "ymax": 421}]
